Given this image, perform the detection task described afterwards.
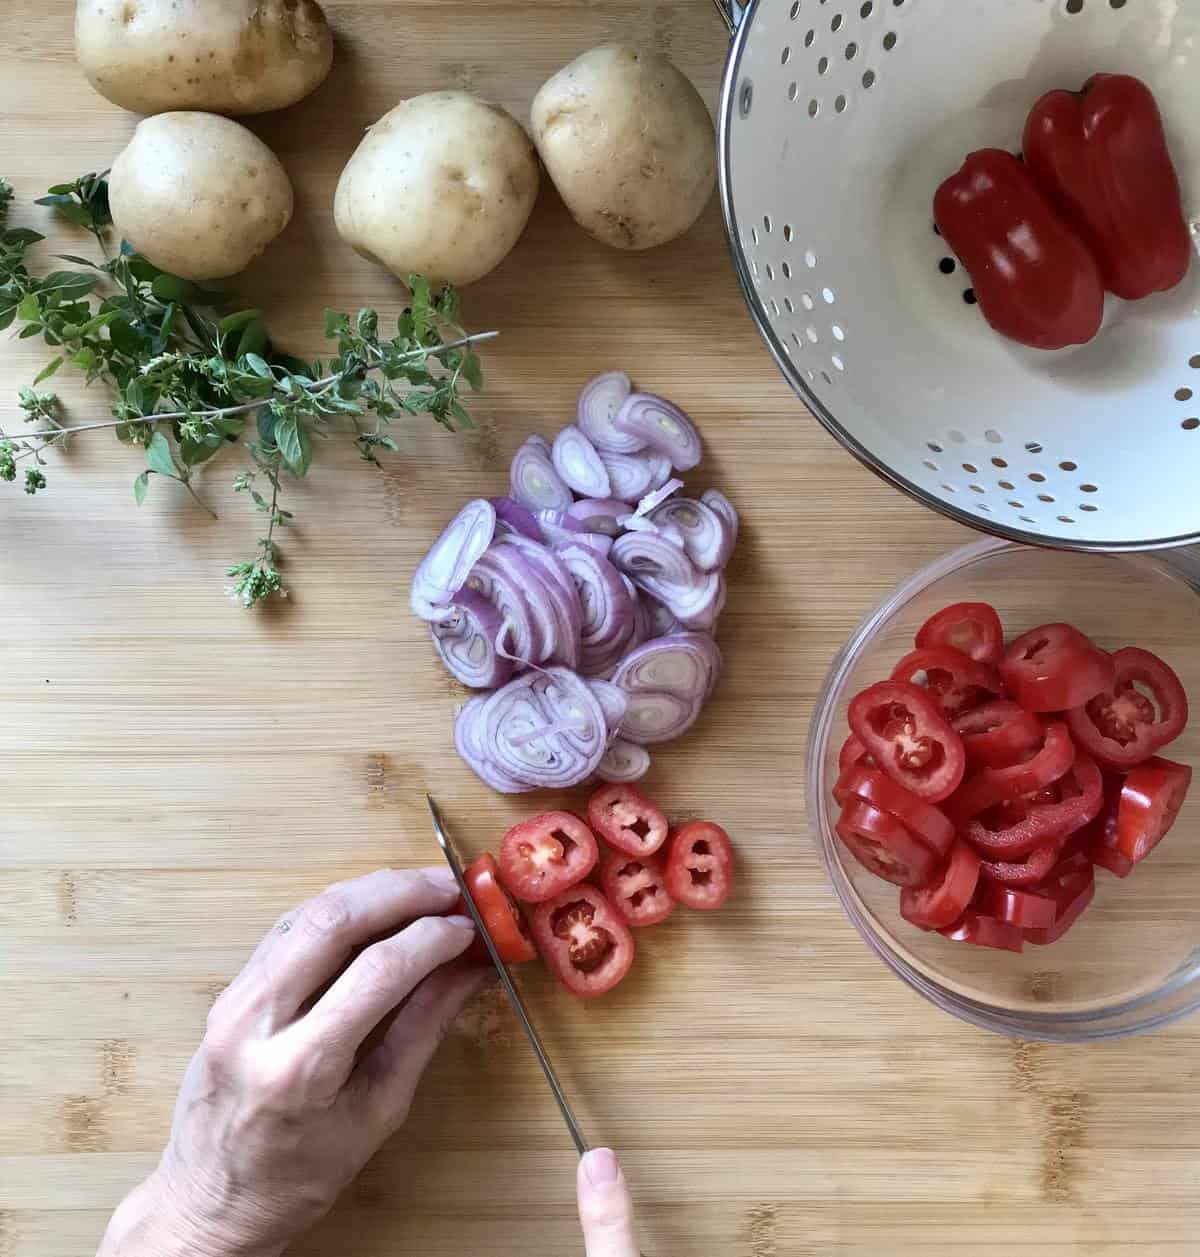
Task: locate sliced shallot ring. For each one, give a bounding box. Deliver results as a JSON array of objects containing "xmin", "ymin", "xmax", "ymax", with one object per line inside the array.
[
  {"xmin": 612, "ymin": 392, "xmax": 702, "ymax": 470},
  {"xmin": 510, "ymin": 437, "xmax": 572, "ymax": 511},
  {"xmin": 645, "ymin": 451, "xmax": 674, "ymax": 491},
  {"xmin": 454, "ymin": 697, "xmax": 530, "ymax": 794},
  {"xmin": 631, "ymin": 479, "xmax": 684, "ymax": 518},
  {"xmin": 431, "ymin": 589, "xmax": 514, "ymax": 689},
  {"xmin": 613, "ymin": 632, "xmax": 722, "ymax": 704},
  {"xmin": 599, "ymin": 449, "xmax": 655, "ymax": 502},
  {"xmin": 648, "ymin": 497, "xmax": 734, "ymax": 571},
  {"xmin": 619, "ymin": 688, "xmax": 701, "ymax": 744},
  {"xmin": 587, "ymin": 679, "xmax": 629, "ymax": 734},
  {"xmin": 466, "ymin": 549, "xmax": 540, "ymax": 664},
  {"xmin": 596, "ymin": 738, "xmax": 652, "ymax": 783},
  {"xmin": 567, "ymin": 499, "xmax": 629, "ymax": 535},
  {"xmin": 489, "ymin": 496, "xmax": 544, "ymax": 542},
  {"xmin": 410, "ymin": 498, "xmax": 496, "ymax": 621},
  {"xmin": 554, "ymin": 541, "xmax": 639, "ymax": 677},
  {"xmin": 496, "ymin": 535, "xmax": 582, "ymax": 669},
  {"xmin": 611, "ymin": 529, "xmax": 697, "ymax": 588},
  {"xmin": 576, "ymin": 370, "xmax": 643, "ymax": 454},
  {"xmin": 629, "ymin": 565, "xmax": 725, "ymax": 628},
  {"xmin": 701, "ymin": 488, "xmax": 739, "ymax": 547},
  {"xmin": 552, "ymin": 425, "xmax": 612, "ymax": 499}
]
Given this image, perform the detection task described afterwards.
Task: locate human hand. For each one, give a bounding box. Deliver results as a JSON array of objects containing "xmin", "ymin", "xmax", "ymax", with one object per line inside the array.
[
  {"xmin": 97, "ymin": 867, "xmax": 491, "ymax": 1257},
  {"xmin": 577, "ymin": 1148, "xmax": 642, "ymax": 1257}
]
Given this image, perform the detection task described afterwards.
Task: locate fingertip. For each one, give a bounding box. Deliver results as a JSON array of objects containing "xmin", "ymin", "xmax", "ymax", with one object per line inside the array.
[
  {"xmin": 444, "ymin": 913, "xmax": 475, "ymax": 932},
  {"xmin": 580, "ymin": 1147, "xmax": 621, "ymax": 1189}
]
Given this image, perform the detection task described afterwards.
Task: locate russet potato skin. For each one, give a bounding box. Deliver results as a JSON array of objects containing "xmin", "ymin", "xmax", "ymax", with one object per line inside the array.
[
  {"xmin": 109, "ymin": 112, "xmax": 294, "ymax": 280},
  {"xmin": 334, "ymin": 91, "xmax": 540, "ymax": 288},
  {"xmin": 75, "ymin": 0, "xmax": 333, "ymax": 116},
  {"xmin": 531, "ymin": 45, "xmax": 716, "ymax": 251}
]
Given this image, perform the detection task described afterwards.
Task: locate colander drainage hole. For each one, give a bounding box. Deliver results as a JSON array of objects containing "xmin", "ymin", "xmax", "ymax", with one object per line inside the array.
[
  {"xmin": 1059, "ymin": 459, "xmax": 1077, "ymax": 470},
  {"xmin": 832, "ymin": 14, "xmax": 844, "ymax": 33},
  {"xmin": 883, "ymin": 30, "xmax": 898, "ymax": 49},
  {"xmin": 939, "ymin": 257, "xmax": 956, "ymax": 274},
  {"xmin": 1025, "ymin": 441, "xmax": 1043, "ymax": 453},
  {"xmin": 1190, "ymin": 354, "xmax": 1200, "ymax": 369},
  {"xmin": 818, "ymin": 56, "xmax": 830, "ymax": 75},
  {"xmin": 862, "ymin": 68, "xmax": 876, "ymax": 88},
  {"xmin": 1183, "ymin": 418, "xmax": 1199, "ymax": 431},
  {"xmin": 790, "ymin": 0, "xmax": 800, "ymax": 16},
  {"xmin": 809, "ymin": 98, "xmax": 821, "ymax": 117},
  {"xmin": 927, "ymin": 441, "xmax": 943, "ymax": 453},
  {"xmin": 1065, "ymin": 0, "xmax": 1083, "ymax": 12},
  {"xmin": 846, "ymin": 41, "xmax": 859, "ymax": 59},
  {"xmin": 805, "ymin": 28, "xmax": 817, "ymax": 46},
  {"xmin": 860, "ymin": 0, "xmax": 874, "ymax": 16},
  {"xmin": 991, "ymin": 457, "xmax": 1007, "ymax": 468},
  {"xmin": 963, "ymin": 288, "xmax": 977, "ymax": 305},
  {"xmin": 1176, "ymin": 387, "xmax": 1193, "ymax": 402},
  {"xmin": 985, "ymin": 429, "xmax": 1003, "ymax": 444}
]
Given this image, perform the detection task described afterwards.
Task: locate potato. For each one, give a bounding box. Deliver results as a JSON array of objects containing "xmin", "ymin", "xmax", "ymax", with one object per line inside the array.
[
  {"xmin": 531, "ymin": 46, "xmax": 716, "ymax": 251},
  {"xmin": 75, "ymin": 0, "xmax": 333, "ymax": 116},
  {"xmin": 109, "ymin": 112, "xmax": 293, "ymax": 280},
  {"xmin": 334, "ymin": 91, "xmax": 539, "ymax": 287}
]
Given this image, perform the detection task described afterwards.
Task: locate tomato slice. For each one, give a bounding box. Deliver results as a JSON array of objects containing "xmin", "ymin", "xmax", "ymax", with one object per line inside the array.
[
  {"xmin": 915, "ymin": 601, "xmax": 1005, "ymax": 667},
  {"xmin": 938, "ymin": 910, "xmax": 1025, "ymax": 953},
  {"xmin": 498, "ymin": 811, "xmax": 599, "ymax": 904},
  {"xmin": 953, "ymin": 700, "xmax": 1044, "ymax": 769},
  {"xmin": 1066, "ymin": 646, "xmax": 1189, "ymax": 772},
  {"xmin": 1025, "ymin": 867, "xmax": 1096, "ymax": 946},
  {"xmin": 455, "ymin": 853, "xmax": 538, "ymax": 965},
  {"xmin": 847, "ymin": 680, "xmax": 966, "ymax": 803},
  {"xmin": 981, "ymin": 881, "xmax": 1057, "ymax": 929},
  {"xmin": 835, "ymin": 765, "xmax": 955, "ymax": 857},
  {"xmin": 599, "ymin": 850, "xmax": 675, "ymax": 927},
  {"xmin": 979, "ymin": 839, "xmax": 1059, "ymax": 887},
  {"xmin": 835, "ymin": 799, "xmax": 938, "ymax": 887},
  {"xmin": 530, "ymin": 884, "xmax": 635, "ymax": 999},
  {"xmin": 947, "ymin": 721, "xmax": 1075, "ymax": 823},
  {"xmin": 900, "ymin": 840, "xmax": 981, "ymax": 929},
  {"xmin": 962, "ymin": 751, "xmax": 1103, "ymax": 859},
  {"xmin": 1116, "ymin": 756, "xmax": 1193, "ymax": 864},
  {"xmin": 1000, "ymin": 623, "xmax": 1114, "ymax": 712},
  {"xmin": 890, "ymin": 646, "xmax": 1003, "ymax": 718},
  {"xmin": 1076, "ymin": 773, "xmax": 1132, "ymax": 877},
  {"xmin": 839, "ymin": 733, "xmax": 873, "ymax": 776},
  {"xmin": 587, "ymin": 784, "xmax": 669, "ymax": 858},
  {"xmin": 663, "ymin": 821, "xmax": 734, "ymax": 910}
]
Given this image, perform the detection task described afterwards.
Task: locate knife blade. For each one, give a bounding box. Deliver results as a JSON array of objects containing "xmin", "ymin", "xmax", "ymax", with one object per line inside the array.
[{"xmin": 426, "ymin": 794, "xmax": 590, "ymax": 1155}]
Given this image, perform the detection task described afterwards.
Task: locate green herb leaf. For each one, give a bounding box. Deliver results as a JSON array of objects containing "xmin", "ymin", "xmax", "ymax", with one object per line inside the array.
[
  {"xmin": 274, "ymin": 414, "xmax": 312, "ymax": 476},
  {"xmin": 33, "ymin": 356, "xmax": 63, "ymax": 384},
  {"xmin": 134, "ymin": 470, "xmax": 150, "ymax": 505},
  {"xmin": 17, "ymin": 292, "xmax": 40, "ymax": 322},
  {"xmin": 146, "ymin": 430, "xmax": 178, "ymax": 478},
  {"xmin": 151, "ymin": 274, "xmax": 198, "ymax": 304},
  {"xmin": 243, "ymin": 353, "xmax": 273, "ymax": 379}
]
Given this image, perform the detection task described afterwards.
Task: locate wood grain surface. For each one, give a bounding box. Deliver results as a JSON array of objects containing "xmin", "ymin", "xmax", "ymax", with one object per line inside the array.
[{"xmin": 2, "ymin": 2, "xmax": 1199, "ymax": 1255}]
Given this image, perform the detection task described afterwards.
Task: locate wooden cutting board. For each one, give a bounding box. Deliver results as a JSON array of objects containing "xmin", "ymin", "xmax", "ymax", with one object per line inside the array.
[{"xmin": 2, "ymin": 2, "xmax": 1199, "ymax": 1254}]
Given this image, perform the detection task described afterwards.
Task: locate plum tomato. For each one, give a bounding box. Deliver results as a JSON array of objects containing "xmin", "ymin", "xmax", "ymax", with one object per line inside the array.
[
  {"xmin": 835, "ymin": 765, "xmax": 955, "ymax": 858},
  {"xmin": 890, "ymin": 645, "xmax": 1003, "ymax": 719},
  {"xmin": 1078, "ymin": 773, "xmax": 1133, "ymax": 877},
  {"xmin": 599, "ymin": 850, "xmax": 675, "ymax": 927},
  {"xmin": 982, "ymin": 881, "xmax": 1057, "ymax": 930},
  {"xmin": 587, "ymin": 784, "xmax": 669, "ymax": 858},
  {"xmin": 1025, "ymin": 866, "xmax": 1096, "ymax": 946},
  {"xmin": 454, "ymin": 852, "xmax": 537, "ymax": 965},
  {"xmin": 1116, "ymin": 756, "xmax": 1193, "ymax": 865},
  {"xmin": 938, "ymin": 910, "xmax": 1025, "ymax": 953},
  {"xmin": 835, "ymin": 798, "xmax": 938, "ymax": 887},
  {"xmin": 947, "ymin": 721, "xmax": 1076, "ymax": 823},
  {"xmin": 1000, "ymin": 623, "xmax": 1114, "ymax": 712},
  {"xmin": 953, "ymin": 700, "xmax": 1044, "ymax": 770},
  {"xmin": 498, "ymin": 811, "xmax": 599, "ymax": 904},
  {"xmin": 663, "ymin": 821, "xmax": 734, "ymax": 910},
  {"xmin": 531, "ymin": 884, "xmax": 635, "ymax": 999},
  {"xmin": 847, "ymin": 680, "xmax": 966, "ymax": 803},
  {"xmin": 900, "ymin": 840, "xmax": 981, "ymax": 930},
  {"xmin": 915, "ymin": 601, "xmax": 1005, "ymax": 667},
  {"xmin": 1066, "ymin": 647, "xmax": 1188, "ymax": 772},
  {"xmin": 979, "ymin": 839, "xmax": 1060, "ymax": 887}
]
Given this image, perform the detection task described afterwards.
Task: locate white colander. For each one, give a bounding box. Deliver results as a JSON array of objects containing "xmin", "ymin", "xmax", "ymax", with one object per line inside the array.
[{"xmin": 715, "ymin": 0, "xmax": 1200, "ymax": 550}]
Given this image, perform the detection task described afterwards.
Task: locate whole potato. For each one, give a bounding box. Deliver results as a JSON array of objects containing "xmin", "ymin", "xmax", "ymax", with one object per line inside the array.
[
  {"xmin": 109, "ymin": 112, "xmax": 293, "ymax": 280},
  {"xmin": 75, "ymin": 0, "xmax": 333, "ymax": 116},
  {"xmin": 334, "ymin": 91, "xmax": 539, "ymax": 287},
  {"xmin": 531, "ymin": 46, "xmax": 716, "ymax": 251}
]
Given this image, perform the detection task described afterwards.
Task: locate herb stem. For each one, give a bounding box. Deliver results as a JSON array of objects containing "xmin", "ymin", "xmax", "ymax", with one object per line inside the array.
[{"xmin": 179, "ymin": 475, "xmax": 218, "ymax": 520}]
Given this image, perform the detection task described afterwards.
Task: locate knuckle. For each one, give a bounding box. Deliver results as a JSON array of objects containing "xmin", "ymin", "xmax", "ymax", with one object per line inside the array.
[
  {"xmin": 354, "ymin": 937, "xmax": 413, "ymax": 996},
  {"xmin": 248, "ymin": 1051, "xmax": 303, "ymax": 1110},
  {"xmin": 298, "ymin": 891, "xmax": 353, "ymax": 941},
  {"xmin": 409, "ymin": 914, "xmax": 469, "ymax": 956}
]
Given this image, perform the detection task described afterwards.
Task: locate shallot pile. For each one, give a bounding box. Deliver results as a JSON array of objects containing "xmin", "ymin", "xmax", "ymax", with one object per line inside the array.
[{"xmin": 409, "ymin": 372, "xmax": 738, "ymax": 793}]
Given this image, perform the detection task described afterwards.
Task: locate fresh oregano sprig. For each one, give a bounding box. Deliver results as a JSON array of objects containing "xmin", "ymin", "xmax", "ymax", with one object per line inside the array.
[{"xmin": 0, "ymin": 174, "xmax": 495, "ymax": 607}]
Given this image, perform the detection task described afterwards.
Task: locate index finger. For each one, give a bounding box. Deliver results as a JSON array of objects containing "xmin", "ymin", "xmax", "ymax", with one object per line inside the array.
[{"xmin": 250, "ymin": 867, "xmax": 461, "ymax": 1025}]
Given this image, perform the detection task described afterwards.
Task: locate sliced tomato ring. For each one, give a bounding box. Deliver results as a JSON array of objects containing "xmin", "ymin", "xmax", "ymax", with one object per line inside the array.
[
  {"xmin": 915, "ymin": 601, "xmax": 1005, "ymax": 667},
  {"xmin": 835, "ymin": 766, "xmax": 954, "ymax": 857},
  {"xmin": 980, "ymin": 840, "xmax": 1060, "ymax": 887},
  {"xmin": 1026, "ymin": 868, "xmax": 1096, "ymax": 946},
  {"xmin": 890, "ymin": 645, "xmax": 1003, "ymax": 719},
  {"xmin": 1077, "ymin": 773, "xmax": 1131, "ymax": 877},
  {"xmin": 982, "ymin": 880, "xmax": 1057, "ymax": 929},
  {"xmin": 839, "ymin": 733, "xmax": 873, "ymax": 775},
  {"xmin": 899, "ymin": 840, "xmax": 981, "ymax": 929},
  {"xmin": 498, "ymin": 811, "xmax": 599, "ymax": 904},
  {"xmin": 947, "ymin": 721, "xmax": 1076, "ymax": 823},
  {"xmin": 1000, "ymin": 623, "xmax": 1114, "ymax": 712},
  {"xmin": 662, "ymin": 821, "xmax": 734, "ymax": 911},
  {"xmin": 1066, "ymin": 646, "xmax": 1189, "ymax": 772},
  {"xmin": 847, "ymin": 680, "xmax": 966, "ymax": 803},
  {"xmin": 1090, "ymin": 844, "xmax": 1135, "ymax": 878},
  {"xmin": 599, "ymin": 850, "xmax": 675, "ymax": 927},
  {"xmin": 587, "ymin": 784, "xmax": 669, "ymax": 858},
  {"xmin": 953, "ymin": 700, "xmax": 1044, "ymax": 769},
  {"xmin": 1116, "ymin": 756, "xmax": 1193, "ymax": 864},
  {"xmin": 938, "ymin": 910, "xmax": 1025, "ymax": 953},
  {"xmin": 835, "ymin": 799, "xmax": 938, "ymax": 887},
  {"xmin": 962, "ymin": 751, "xmax": 1103, "ymax": 859},
  {"xmin": 530, "ymin": 884, "xmax": 635, "ymax": 999},
  {"xmin": 455, "ymin": 852, "xmax": 538, "ymax": 965}
]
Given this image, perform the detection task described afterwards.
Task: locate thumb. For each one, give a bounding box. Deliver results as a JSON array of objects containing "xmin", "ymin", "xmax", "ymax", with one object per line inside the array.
[{"xmin": 577, "ymin": 1149, "xmax": 641, "ymax": 1257}]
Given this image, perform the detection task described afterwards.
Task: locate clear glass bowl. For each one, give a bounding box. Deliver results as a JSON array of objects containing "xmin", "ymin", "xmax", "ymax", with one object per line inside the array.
[{"xmin": 806, "ymin": 538, "xmax": 1200, "ymax": 1041}]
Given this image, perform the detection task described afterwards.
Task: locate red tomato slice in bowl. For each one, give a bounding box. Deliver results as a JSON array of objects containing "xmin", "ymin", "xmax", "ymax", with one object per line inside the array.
[
  {"xmin": 498, "ymin": 812, "xmax": 599, "ymax": 904},
  {"xmin": 455, "ymin": 852, "xmax": 537, "ymax": 965},
  {"xmin": 663, "ymin": 821, "xmax": 734, "ymax": 910},
  {"xmin": 953, "ymin": 700, "xmax": 1044, "ymax": 769},
  {"xmin": 890, "ymin": 646, "xmax": 1003, "ymax": 718},
  {"xmin": 847, "ymin": 680, "xmax": 966, "ymax": 803},
  {"xmin": 1025, "ymin": 867, "xmax": 1096, "ymax": 946},
  {"xmin": 981, "ymin": 881, "xmax": 1057, "ymax": 930},
  {"xmin": 900, "ymin": 840, "xmax": 981, "ymax": 929},
  {"xmin": 1000, "ymin": 623, "xmax": 1114, "ymax": 712},
  {"xmin": 979, "ymin": 839, "xmax": 1060, "ymax": 887},
  {"xmin": 1116, "ymin": 756, "xmax": 1193, "ymax": 864},
  {"xmin": 599, "ymin": 851, "xmax": 674, "ymax": 927},
  {"xmin": 1078, "ymin": 773, "xmax": 1133, "ymax": 877},
  {"xmin": 531, "ymin": 884, "xmax": 635, "ymax": 999},
  {"xmin": 1066, "ymin": 647, "xmax": 1189, "ymax": 772},
  {"xmin": 916, "ymin": 601, "xmax": 1004, "ymax": 667},
  {"xmin": 835, "ymin": 765, "xmax": 955, "ymax": 857},
  {"xmin": 938, "ymin": 911, "xmax": 1025, "ymax": 953},
  {"xmin": 947, "ymin": 721, "xmax": 1076, "ymax": 823},
  {"xmin": 587, "ymin": 784, "xmax": 669, "ymax": 857},
  {"xmin": 835, "ymin": 799, "xmax": 938, "ymax": 887}
]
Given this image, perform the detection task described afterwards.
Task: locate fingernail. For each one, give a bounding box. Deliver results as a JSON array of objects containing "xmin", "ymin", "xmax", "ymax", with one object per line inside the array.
[
  {"xmin": 445, "ymin": 914, "xmax": 475, "ymax": 931},
  {"xmin": 583, "ymin": 1148, "xmax": 620, "ymax": 1187}
]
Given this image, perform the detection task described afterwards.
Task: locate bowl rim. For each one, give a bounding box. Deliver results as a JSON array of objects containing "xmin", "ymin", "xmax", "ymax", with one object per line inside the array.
[{"xmin": 804, "ymin": 536, "xmax": 1200, "ymax": 1041}]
